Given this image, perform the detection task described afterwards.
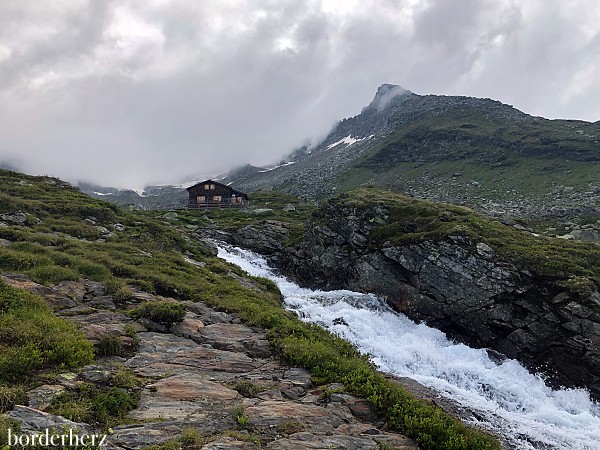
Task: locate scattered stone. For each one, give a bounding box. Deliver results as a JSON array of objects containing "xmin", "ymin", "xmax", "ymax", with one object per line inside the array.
[
  {"xmin": 163, "ymin": 212, "xmax": 179, "ymax": 221},
  {"xmin": 26, "ymin": 385, "xmax": 65, "ymax": 411},
  {"xmin": 111, "ymin": 423, "xmax": 183, "ymax": 450},
  {"xmin": 6, "ymin": 406, "xmax": 92, "ymax": 435},
  {"xmin": 252, "ymin": 208, "xmax": 273, "ymax": 215},
  {"xmin": 95, "ymin": 226, "xmax": 111, "ymax": 235},
  {"xmin": 202, "ymin": 436, "xmax": 258, "ymax": 449},
  {"xmin": 476, "ymin": 242, "xmax": 495, "ymax": 259},
  {"xmin": 267, "ymin": 432, "xmax": 380, "ymax": 450},
  {"xmin": 170, "ymin": 314, "xmax": 205, "ymax": 339},
  {"xmin": 129, "ymin": 374, "xmax": 239, "ymax": 422},
  {"xmin": 112, "ymin": 223, "xmax": 125, "ymax": 231},
  {"xmin": 0, "ymin": 211, "xmax": 27, "ymax": 225}
]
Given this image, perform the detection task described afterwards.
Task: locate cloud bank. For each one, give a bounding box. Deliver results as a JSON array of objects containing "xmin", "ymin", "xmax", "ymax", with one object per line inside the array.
[{"xmin": 0, "ymin": 0, "xmax": 599, "ymax": 188}]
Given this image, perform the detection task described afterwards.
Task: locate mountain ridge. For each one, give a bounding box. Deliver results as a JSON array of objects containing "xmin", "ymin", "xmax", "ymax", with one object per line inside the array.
[
  {"xmin": 81, "ymin": 85, "xmax": 600, "ymax": 235},
  {"xmin": 223, "ymin": 84, "xmax": 599, "ymax": 223}
]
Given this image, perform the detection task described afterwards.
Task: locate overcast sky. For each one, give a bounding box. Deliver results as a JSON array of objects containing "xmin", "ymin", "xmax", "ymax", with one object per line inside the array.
[{"xmin": 1, "ymin": 0, "xmax": 599, "ymax": 189}]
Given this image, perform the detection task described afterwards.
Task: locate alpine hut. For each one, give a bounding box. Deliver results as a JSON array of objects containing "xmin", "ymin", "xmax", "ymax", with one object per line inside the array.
[{"xmin": 186, "ymin": 180, "xmax": 249, "ymax": 208}]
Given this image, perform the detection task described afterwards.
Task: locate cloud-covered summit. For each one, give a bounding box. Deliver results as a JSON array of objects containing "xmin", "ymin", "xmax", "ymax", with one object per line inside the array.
[{"xmin": 0, "ymin": 1, "xmax": 599, "ymax": 189}]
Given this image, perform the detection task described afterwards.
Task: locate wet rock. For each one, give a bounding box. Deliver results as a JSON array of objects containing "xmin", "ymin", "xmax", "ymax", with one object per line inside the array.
[{"xmin": 234, "ymin": 200, "xmax": 600, "ymax": 398}]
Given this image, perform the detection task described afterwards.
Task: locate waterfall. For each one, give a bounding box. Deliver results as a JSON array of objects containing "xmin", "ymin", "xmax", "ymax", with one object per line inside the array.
[{"xmin": 217, "ymin": 243, "xmax": 600, "ymax": 450}]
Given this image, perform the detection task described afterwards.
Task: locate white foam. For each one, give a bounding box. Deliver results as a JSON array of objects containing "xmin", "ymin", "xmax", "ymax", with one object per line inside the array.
[{"xmin": 217, "ymin": 244, "xmax": 600, "ymax": 450}]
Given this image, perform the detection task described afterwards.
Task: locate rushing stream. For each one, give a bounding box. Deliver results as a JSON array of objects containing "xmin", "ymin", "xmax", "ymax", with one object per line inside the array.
[{"xmin": 216, "ymin": 244, "xmax": 600, "ymax": 450}]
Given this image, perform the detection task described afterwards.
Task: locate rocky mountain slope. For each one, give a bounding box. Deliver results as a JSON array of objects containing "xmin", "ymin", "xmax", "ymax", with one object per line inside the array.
[
  {"xmin": 78, "ymin": 182, "xmax": 187, "ymax": 210},
  {"xmin": 218, "ymin": 188, "xmax": 600, "ymax": 400},
  {"xmin": 0, "ymin": 169, "xmax": 500, "ymax": 450},
  {"xmin": 226, "ymin": 84, "xmax": 600, "ymax": 221}
]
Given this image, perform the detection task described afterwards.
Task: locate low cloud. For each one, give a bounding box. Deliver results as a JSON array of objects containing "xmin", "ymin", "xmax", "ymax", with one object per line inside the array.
[{"xmin": 0, "ymin": 0, "xmax": 599, "ymax": 188}]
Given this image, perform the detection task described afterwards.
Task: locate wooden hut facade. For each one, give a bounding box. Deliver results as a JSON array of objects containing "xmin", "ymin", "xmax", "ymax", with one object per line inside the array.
[{"xmin": 186, "ymin": 180, "xmax": 249, "ymax": 208}]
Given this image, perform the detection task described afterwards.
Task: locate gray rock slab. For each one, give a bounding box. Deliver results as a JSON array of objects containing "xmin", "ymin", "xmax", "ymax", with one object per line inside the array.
[{"xmin": 6, "ymin": 406, "xmax": 92, "ymax": 434}]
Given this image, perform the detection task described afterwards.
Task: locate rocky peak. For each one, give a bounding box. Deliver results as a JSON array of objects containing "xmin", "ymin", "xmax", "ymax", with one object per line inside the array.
[{"xmin": 362, "ymin": 83, "xmax": 413, "ymax": 113}]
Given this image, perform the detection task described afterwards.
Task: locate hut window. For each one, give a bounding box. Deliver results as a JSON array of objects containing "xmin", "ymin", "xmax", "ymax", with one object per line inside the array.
[
  {"xmin": 210, "ymin": 184, "xmax": 215, "ymax": 190},
  {"xmin": 213, "ymin": 195, "xmax": 222, "ymax": 202},
  {"xmin": 204, "ymin": 184, "xmax": 210, "ymax": 189},
  {"xmin": 197, "ymin": 195, "xmax": 206, "ymax": 203}
]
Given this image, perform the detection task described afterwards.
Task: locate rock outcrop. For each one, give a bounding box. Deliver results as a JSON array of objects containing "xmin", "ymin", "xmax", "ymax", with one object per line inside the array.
[
  {"xmin": 1, "ymin": 274, "xmax": 417, "ymax": 450},
  {"xmin": 223, "ymin": 203, "xmax": 600, "ymax": 400}
]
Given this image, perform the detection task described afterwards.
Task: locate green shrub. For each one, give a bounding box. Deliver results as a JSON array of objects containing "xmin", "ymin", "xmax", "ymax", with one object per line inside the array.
[
  {"xmin": 0, "ymin": 281, "xmax": 94, "ymax": 382},
  {"xmin": 276, "ymin": 419, "xmax": 304, "ymax": 435},
  {"xmin": 111, "ymin": 367, "xmax": 142, "ymax": 389},
  {"xmin": 51, "ymin": 384, "xmax": 138, "ymax": 427},
  {"xmin": 0, "ymin": 415, "xmax": 21, "ymax": 447},
  {"xmin": 92, "ymin": 388, "xmax": 138, "ymax": 423},
  {"xmin": 104, "ymin": 278, "xmax": 124, "ymax": 295},
  {"xmin": 0, "ymin": 386, "xmax": 28, "ymax": 413},
  {"xmin": 123, "ymin": 324, "xmax": 140, "ymax": 350},
  {"xmin": 95, "ymin": 335, "xmax": 123, "ymax": 357},
  {"xmin": 28, "ymin": 265, "xmax": 80, "ymax": 284},
  {"xmin": 231, "ymin": 380, "xmax": 263, "ymax": 398},
  {"xmin": 0, "ymin": 249, "xmax": 50, "ymax": 271},
  {"xmin": 113, "ymin": 287, "xmax": 135, "ymax": 305},
  {"xmin": 144, "ymin": 428, "xmax": 205, "ymax": 450},
  {"xmin": 232, "ymin": 405, "xmax": 249, "ymax": 428},
  {"xmin": 130, "ymin": 301, "xmax": 187, "ymax": 326}
]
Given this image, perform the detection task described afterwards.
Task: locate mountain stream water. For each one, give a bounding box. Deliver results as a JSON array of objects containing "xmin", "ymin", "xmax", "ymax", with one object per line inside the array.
[{"xmin": 216, "ymin": 244, "xmax": 600, "ymax": 449}]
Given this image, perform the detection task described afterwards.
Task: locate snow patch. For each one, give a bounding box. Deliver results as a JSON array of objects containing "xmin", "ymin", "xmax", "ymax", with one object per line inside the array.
[
  {"xmin": 93, "ymin": 192, "xmax": 114, "ymax": 196},
  {"xmin": 259, "ymin": 161, "xmax": 296, "ymax": 173},
  {"xmin": 326, "ymin": 135, "xmax": 363, "ymax": 150}
]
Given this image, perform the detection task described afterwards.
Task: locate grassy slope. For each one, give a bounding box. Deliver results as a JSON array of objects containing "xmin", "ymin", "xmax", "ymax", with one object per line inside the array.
[
  {"xmin": 335, "ymin": 106, "xmax": 600, "ymax": 206},
  {"xmin": 327, "ymin": 187, "xmax": 600, "ymax": 294},
  {"xmin": 0, "ymin": 170, "xmax": 500, "ymax": 450}
]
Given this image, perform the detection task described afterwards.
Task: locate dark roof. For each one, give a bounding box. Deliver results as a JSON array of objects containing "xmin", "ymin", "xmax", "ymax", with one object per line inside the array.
[{"xmin": 186, "ymin": 179, "xmax": 248, "ymax": 198}]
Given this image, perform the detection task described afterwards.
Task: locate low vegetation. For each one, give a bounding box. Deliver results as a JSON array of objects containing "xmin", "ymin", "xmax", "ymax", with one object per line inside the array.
[
  {"xmin": 129, "ymin": 301, "xmax": 187, "ymax": 326},
  {"xmin": 0, "ymin": 170, "xmax": 500, "ymax": 449},
  {"xmin": 330, "ymin": 187, "xmax": 600, "ymax": 285},
  {"xmin": 49, "ymin": 383, "xmax": 139, "ymax": 428},
  {"xmin": 144, "ymin": 428, "xmax": 205, "ymax": 450},
  {"xmin": 0, "ymin": 280, "xmax": 94, "ymax": 382}
]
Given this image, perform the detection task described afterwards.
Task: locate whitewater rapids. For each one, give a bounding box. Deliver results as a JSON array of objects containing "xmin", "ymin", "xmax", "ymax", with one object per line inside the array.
[{"xmin": 217, "ymin": 244, "xmax": 600, "ymax": 450}]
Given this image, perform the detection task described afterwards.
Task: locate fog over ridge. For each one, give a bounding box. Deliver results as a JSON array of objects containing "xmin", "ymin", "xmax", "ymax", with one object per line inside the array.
[{"xmin": 0, "ymin": 0, "xmax": 599, "ymax": 189}]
